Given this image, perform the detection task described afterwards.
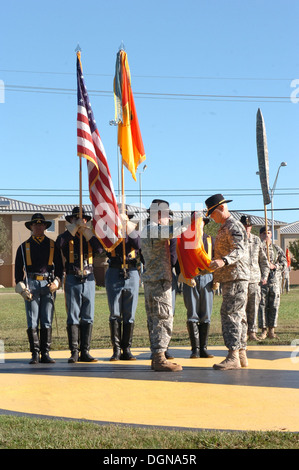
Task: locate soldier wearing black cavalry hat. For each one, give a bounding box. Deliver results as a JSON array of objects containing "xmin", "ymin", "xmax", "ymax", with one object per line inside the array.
[
  {"xmin": 55, "ymin": 206, "xmax": 103, "ymax": 363},
  {"xmin": 15, "ymin": 213, "xmax": 63, "ymax": 364},
  {"xmin": 205, "ymin": 194, "xmax": 250, "ymax": 370},
  {"xmin": 105, "ymin": 205, "xmax": 143, "ymax": 362}
]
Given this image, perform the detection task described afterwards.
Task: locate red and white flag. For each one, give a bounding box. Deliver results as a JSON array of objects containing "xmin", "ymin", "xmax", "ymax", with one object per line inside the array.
[{"xmin": 76, "ymin": 51, "xmax": 122, "ymax": 251}]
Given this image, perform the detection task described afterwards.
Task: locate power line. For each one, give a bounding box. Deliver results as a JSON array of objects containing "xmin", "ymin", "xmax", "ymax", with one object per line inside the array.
[
  {"xmin": 2, "ymin": 187, "xmax": 299, "ymax": 197},
  {"xmin": 0, "ymin": 68, "xmax": 294, "ymax": 81},
  {"xmin": 4, "ymin": 83, "xmax": 293, "ymax": 103}
]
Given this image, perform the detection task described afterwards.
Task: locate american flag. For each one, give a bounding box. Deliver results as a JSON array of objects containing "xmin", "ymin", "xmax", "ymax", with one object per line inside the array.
[{"xmin": 76, "ymin": 52, "xmax": 122, "ymax": 251}]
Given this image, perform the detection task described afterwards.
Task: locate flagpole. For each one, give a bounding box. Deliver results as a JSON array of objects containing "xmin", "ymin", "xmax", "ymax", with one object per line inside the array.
[
  {"xmin": 79, "ymin": 155, "xmax": 84, "ymax": 272},
  {"xmin": 76, "ymin": 44, "xmax": 84, "ymax": 273},
  {"xmin": 264, "ymin": 206, "xmax": 270, "ymax": 261},
  {"xmin": 121, "ymin": 161, "xmax": 128, "ymax": 276}
]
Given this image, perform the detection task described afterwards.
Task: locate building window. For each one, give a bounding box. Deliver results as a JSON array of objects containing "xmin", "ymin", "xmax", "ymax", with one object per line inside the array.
[{"xmin": 46, "ymin": 220, "xmax": 55, "ymax": 232}]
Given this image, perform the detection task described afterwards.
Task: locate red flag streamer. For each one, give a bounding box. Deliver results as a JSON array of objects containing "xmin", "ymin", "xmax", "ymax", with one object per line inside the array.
[
  {"xmin": 286, "ymin": 248, "xmax": 291, "ymax": 268},
  {"xmin": 113, "ymin": 49, "xmax": 146, "ymax": 182}
]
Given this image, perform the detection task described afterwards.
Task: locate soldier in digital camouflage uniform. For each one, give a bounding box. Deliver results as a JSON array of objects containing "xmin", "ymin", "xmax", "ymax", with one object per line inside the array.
[
  {"xmin": 258, "ymin": 227, "xmax": 287, "ymax": 339},
  {"xmin": 140, "ymin": 199, "xmax": 187, "ymax": 372},
  {"xmin": 240, "ymin": 216, "xmax": 270, "ymax": 341},
  {"xmin": 206, "ymin": 194, "xmax": 250, "ymax": 370}
]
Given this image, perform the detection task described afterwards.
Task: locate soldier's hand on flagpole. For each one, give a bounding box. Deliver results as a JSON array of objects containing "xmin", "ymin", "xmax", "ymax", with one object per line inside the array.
[
  {"xmin": 119, "ymin": 213, "xmax": 137, "ymax": 236},
  {"xmin": 78, "ymin": 225, "xmax": 94, "ymax": 241}
]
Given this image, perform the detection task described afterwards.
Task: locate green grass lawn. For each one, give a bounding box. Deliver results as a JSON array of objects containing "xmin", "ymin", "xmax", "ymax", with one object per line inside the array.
[
  {"xmin": 1, "ymin": 286, "xmax": 298, "ymax": 352},
  {"xmin": 0, "ymin": 286, "xmax": 299, "ymax": 449}
]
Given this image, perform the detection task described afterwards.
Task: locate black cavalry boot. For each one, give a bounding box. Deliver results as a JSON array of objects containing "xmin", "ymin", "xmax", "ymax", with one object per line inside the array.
[
  {"xmin": 79, "ymin": 322, "xmax": 98, "ymax": 362},
  {"xmin": 67, "ymin": 324, "xmax": 80, "ymax": 363},
  {"xmin": 27, "ymin": 328, "xmax": 40, "ymax": 364},
  {"xmin": 186, "ymin": 321, "xmax": 200, "ymax": 358},
  {"xmin": 109, "ymin": 320, "xmax": 122, "ymax": 361},
  {"xmin": 121, "ymin": 322, "xmax": 136, "ymax": 360},
  {"xmin": 40, "ymin": 327, "xmax": 56, "ymax": 363},
  {"xmin": 199, "ymin": 322, "xmax": 214, "ymax": 358}
]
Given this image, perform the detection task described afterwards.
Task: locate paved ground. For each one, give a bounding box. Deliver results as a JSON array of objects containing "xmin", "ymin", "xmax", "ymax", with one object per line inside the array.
[{"xmin": 1, "ymin": 345, "xmax": 298, "ymax": 432}]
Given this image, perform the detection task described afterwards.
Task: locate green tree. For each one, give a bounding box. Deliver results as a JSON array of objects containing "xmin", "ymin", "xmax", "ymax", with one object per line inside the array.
[
  {"xmin": 0, "ymin": 217, "xmax": 11, "ymax": 263},
  {"xmin": 289, "ymin": 240, "xmax": 299, "ymax": 270},
  {"xmin": 204, "ymin": 219, "xmax": 220, "ymax": 237}
]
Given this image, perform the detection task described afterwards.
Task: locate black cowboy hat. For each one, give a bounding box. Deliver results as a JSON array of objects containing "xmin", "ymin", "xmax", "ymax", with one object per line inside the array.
[
  {"xmin": 240, "ymin": 215, "xmax": 252, "ymax": 226},
  {"xmin": 65, "ymin": 206, "xmax": 92, "ymax": 223},
  {"xmin": 147, "ymin": 199, "xmax": 173, "ymax": 217},
  {"xmin": 205, "ymin": 194, "xmax": 233, "ymax": 216},
  {"xmin": 25, "ymin": 213, "xmax": 52, "ymax": 230}
]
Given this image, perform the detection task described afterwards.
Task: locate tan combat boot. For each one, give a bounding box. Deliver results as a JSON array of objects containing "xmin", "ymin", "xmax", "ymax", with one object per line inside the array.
[
  {"xmin": 267, "ymin": 327, "xmax": 279, "ymax": 339},
  {"xmin": 258, "ymin": 328, "xmax": 268, "ymax": 340},
  {"xmin": 213, "ymin": 350, "xmax": 241, "ymax": 370},
  {"xmin": 151, "ymin": 352, "xmax": 183, "ymax": 372},
  {"xmin": 248, "ymin": 331, "xmax": 259, "ymax": 341},
  {"xmin": 239, "ymin": 349, "xmax": 249, "ymax": 368}
]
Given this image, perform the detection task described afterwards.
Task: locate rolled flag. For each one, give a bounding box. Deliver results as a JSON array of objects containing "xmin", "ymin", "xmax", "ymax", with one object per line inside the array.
[
  {"xmin": 256, "ymin": 108, "xmax": 271, "ymax": 205},
  {"xmin": 176, "ymin": 215, "xmax": 213, "ymax": 279}
]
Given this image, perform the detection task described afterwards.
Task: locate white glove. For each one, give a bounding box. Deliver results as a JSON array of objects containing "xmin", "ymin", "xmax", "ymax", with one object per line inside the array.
[
  {"xmin": 66, "ymin": 221, "xmax": 79, "ymax": 236},
  {"xmin": 78, "ymin": 225, "xmax": 94, "ymax": 241},
  {"xmin": 125, "ymin": 221, "xmax": 137, "ymax": 235},
  {"xmin": 48, "ymin": 277, "xmax": 61, "ymax": 293},
  {"xmin": 15, "ymin": 281, "xmax": 33, "ymax": 301},
  {"xmin": 120, "ymin": 213, "xmax": 129, "ymax": 223},
  {"xmin": 178, "ymin": 273, "xmax": 196, "ymax": 287},
  {"xmin": 120, "ymin": 213, "xmax": 137, "ymax": 236}
]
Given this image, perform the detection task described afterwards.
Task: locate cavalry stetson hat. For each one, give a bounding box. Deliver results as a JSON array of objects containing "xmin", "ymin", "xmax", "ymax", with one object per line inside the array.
[
  {"xmin": 25, "ymin": 213, "xmax": 52, "ymax": 230},
  {"xmin": 65, "ymin": 206, "xmax": 92, "ymax": 223},
  {"xmin": 205, "ymin": 194, "xmax": 233, "ymax": 217}
]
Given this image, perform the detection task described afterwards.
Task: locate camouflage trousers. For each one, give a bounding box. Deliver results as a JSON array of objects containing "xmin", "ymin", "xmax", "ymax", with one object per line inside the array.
[
  {"xmin": 258, "ymin": 282, "xmax": 281, "ymax": 329},
  {"xmin": 245, "ymin": 282, "xmax": 261, "ymax": 333},
  {"xmin": 220, "ymin": 280, "xmax": 248, "ymax": 350},
  {"xmin": 144, "ymin": 279, "xmax": 173, "ymax": 354}
]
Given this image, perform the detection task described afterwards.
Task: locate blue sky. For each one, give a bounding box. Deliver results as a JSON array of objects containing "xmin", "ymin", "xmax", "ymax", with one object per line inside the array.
[{"xmin": 0, "ymin": 0, "xmax": 299, "ymax": 223}]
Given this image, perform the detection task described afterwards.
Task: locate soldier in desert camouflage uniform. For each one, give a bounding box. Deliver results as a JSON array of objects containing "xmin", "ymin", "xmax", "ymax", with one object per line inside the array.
[
  {"xmin": 141, "ymin": 199, "xmax": 187, "ymax": 372},
  {"xmin": 240, "ymin": 216, "xmax": 270, "ymax": 341},
  {"xmin": 258, "ymin": 227, "xmax": 287, "ymax": 339},
  {"xmin": 206, "ymin": 194, "xmax": 250, "ymax": 370}
]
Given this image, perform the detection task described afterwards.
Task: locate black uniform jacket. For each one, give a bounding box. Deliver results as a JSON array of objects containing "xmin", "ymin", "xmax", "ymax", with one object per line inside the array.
[
  {"xmin": 56, "ymin": 230, "xmax": 103, "ymax": 274},
  {"xmin": 15, "ymin": 235, "xmax": 63, "ymax": 284}
]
